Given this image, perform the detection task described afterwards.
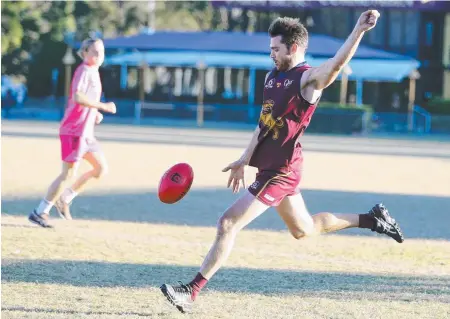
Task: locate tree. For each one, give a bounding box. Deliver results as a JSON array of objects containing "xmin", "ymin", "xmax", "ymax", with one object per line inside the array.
[
  {"xmin": 1, "ymin": 2, "xmax": 48, "ymax": 76},
  {"xmin": 26, "ymin": 1, "xmax": 76, "ymax": 96},
  {"xmin": 1, "ymin": 1, "xmax": 31, "ymax": 55},
  {"xmin": 41, "ymin": 1, "xmax": 76, "ymax": 41},
  {"xmin": 2, "ymin": 0, "xmax": 262, "ymax": 95}
]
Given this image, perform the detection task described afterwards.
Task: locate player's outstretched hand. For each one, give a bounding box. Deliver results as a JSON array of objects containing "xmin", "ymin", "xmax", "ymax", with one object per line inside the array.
[
  {"xmin": 356, "ymin": 10, "xmax": 380, "ymax": 32},
  {"xmin": 222, "ymin": 160, "xmax": 246, "ymax": 194}
]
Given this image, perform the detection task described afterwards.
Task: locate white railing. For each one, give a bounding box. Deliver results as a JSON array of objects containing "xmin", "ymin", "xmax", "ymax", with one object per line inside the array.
[{"xmin": 413, "ymin": 105, "xmax": 431, "ymax": 133}]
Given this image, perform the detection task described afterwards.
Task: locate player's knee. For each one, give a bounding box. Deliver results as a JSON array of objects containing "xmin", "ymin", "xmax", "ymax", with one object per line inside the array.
[
  {"xmin": 216, "ymin": 215, "xmax": 237, "ymax": 236},
  {"xmin": 60, "ymin": 169, "xmax": 74, "ymax": 181},
  {"xmin": 93, "ymin": 163, "xmax": 108, "ymax": 179}
]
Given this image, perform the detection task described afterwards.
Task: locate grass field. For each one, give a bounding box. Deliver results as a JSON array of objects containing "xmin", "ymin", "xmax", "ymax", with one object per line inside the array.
[{"xmin": 2, "ymin": 120, "xmax": 450, "ymax": 318}]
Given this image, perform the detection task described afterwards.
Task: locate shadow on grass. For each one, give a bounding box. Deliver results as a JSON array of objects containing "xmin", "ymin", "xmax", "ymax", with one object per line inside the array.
[
  {"xmin": 2, "ymin": 188, "xmax": 450, "ymax": 241},
  {"xmin": 2, "ymin": 258, "xmax": 449, "ymax": 303}
]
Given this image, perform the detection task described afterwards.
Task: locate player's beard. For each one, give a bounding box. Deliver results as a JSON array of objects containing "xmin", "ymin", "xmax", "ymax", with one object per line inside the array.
[{"xmin": 275, "ymin": 56, "xmax": 292, "ymax": 72}]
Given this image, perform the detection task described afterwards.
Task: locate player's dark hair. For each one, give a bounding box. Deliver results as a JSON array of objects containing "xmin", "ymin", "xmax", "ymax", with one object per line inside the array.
[{"xmin": 268, "ymin": 17, "xmax": 308, "ymax": 50}]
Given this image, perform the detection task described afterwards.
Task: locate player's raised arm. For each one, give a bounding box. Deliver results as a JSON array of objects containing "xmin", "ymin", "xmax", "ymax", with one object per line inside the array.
[{"xmin": 302, "ymin": 10, "xmax": 380, "ymax": 91}]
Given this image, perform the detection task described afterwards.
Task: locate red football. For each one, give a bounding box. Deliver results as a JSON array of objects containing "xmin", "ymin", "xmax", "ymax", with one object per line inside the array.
[{"xmin": 158, "ymin": 163, "xmax": 194, "ymax": 204}]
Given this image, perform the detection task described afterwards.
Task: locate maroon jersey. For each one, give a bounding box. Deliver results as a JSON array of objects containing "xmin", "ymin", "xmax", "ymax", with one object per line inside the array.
[{"xmin": 249, "ymin": 63, "xmax": 318, "ymax": 173}]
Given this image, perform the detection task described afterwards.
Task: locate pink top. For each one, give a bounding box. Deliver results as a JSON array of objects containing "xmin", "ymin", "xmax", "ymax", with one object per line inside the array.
[{"xmin": 59, "ymin": 63, "xmax": 102, "ymax": 137}]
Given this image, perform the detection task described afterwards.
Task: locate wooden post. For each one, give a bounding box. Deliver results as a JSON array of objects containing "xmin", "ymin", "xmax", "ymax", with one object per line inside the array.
[
  {"xmin": 62, "ymin": 47, "xmax": 75, "ymax": 118},
  {"xmin": 65, "ymin": 65, "xmax": 71, "ymax": 99},
  {"xmin": 408, "ymin": 69, "xmax": 421, "ymax": 132},
  {"xmin": 248, "ymin": 68, "xmax": 256, "ymax": 121},
  {"xmin": 339, "ymin": 65, "xmax": 352, "ymax": 105},
  {"xmin": 139, "ymin": 60, "xmax": 146, "ymax": 109},
  {"xmin": 62, "ymin": 47, "xmax": 75, "ymax": 101},
  {"xmin": 197, "ymin": 61, "xmax": 206, "ymax": 127}
]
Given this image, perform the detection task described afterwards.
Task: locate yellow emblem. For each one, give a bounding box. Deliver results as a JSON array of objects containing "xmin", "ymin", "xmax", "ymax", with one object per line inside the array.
[{"xmin": 259, "ymin": 100, "xmax": 284, "ymax": 140}]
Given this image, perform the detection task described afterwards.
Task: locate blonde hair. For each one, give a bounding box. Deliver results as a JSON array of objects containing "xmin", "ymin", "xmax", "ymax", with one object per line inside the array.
[{"xmin": 77, "ymin": 37, "xmax": 102, "ymax": 59}]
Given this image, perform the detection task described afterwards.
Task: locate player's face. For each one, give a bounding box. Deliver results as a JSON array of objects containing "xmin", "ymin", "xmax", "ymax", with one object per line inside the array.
[
  {"xmin": 270, "ymin": 36, "xmax": 292, "ymax": 71},
  {"xmin": 85, "ymin": 40, "xmax": 105, "ymax": 67}
]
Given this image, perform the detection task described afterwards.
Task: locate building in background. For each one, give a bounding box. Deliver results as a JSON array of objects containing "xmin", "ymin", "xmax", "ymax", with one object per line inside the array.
[
  {"xmin": 443, "ymin": 13, "xmax": 450, "ymax": 100},
  {"xmin": 213, "ymin": 1, "xmax": 450, "ymax": 111},
  {"xmin": 99, "ymin": 31, "xmax": 419, "ymax": 116}
]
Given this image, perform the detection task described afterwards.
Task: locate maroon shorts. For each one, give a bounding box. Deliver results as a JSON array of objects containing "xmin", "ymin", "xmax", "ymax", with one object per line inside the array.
[
  {"xmin": 60, "ymin": 135, "xmax": 101, "ymax": 163},
  {"xmin": 248, "ymin": 170, "xmax": 302, "ymax": 206}
]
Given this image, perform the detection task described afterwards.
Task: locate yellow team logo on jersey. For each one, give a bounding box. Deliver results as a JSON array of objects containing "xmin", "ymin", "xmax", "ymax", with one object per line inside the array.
[{"xmin": 259, "ymin": 99, "xmax": 284, "ymax": 140}]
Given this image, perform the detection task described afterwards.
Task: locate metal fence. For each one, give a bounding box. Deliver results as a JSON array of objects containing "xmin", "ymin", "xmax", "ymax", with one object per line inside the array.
[
  {"xmin": 3, "ymin": 98, "xmax": 450, "ymax": 135},
  {"xmin": 133, "ymin": 100, "xmax": 450, "ymax": 135}
]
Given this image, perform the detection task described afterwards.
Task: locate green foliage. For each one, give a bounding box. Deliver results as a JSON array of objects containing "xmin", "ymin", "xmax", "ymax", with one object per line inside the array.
[
  {"xmin": 1, "ymin": 1, "xmax": 255, "ymax": 79},
  {"xmin": 41, "ymin": 1, "xmax": 76, "ymax": 42},
  {"xmin": 1, "ymin": 1, "xmax": 151, "ymax": 96},
  {"xmin": 2, "ymin": 18, "xmax": 23, "ymax": 54},
  {"xmin": 164, "ymin": 1, "xmax": 212, "ymax": 30},
  {"xmin": 424, "ymin": 97, "xmax": 450, "ymax": 115},
  {"xmin": 1, "ymin": 1, "xmax": 27, "ymax": 54},
  {"xmin": 1, "ymin": 1, "xmax": 43, "ymax": 75},
  {"xmin": 1, "ymin": 1, "xmax": 309, "ymax": 96}
]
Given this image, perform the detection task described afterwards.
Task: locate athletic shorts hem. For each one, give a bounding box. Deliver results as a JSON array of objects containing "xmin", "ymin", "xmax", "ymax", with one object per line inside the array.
[
  {"xmin": 247, "ymin": 170, "xmax": 301, "ymax": 207},
  {"xmin": 60, "ymin": 134, "xmax": 101, "ymax": 163}
]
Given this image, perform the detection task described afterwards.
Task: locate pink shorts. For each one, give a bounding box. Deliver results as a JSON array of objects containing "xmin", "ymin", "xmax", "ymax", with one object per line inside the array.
[
  {"xmin": 248, "ymin": 170, "xmax": 302, "ymax": 206},
  {"xmin": 60, "ymin": 135, "xmax": 101, "ymax": 163}
]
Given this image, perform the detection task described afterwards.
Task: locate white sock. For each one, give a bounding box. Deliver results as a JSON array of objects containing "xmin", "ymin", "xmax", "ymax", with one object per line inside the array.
[
  {"xmin": 36, "ymin": 199, "xmax": 53, "ymax": 215},
  {"xmin": 61, "ymin": 188, "xmax": 78, "ymax": 204}
]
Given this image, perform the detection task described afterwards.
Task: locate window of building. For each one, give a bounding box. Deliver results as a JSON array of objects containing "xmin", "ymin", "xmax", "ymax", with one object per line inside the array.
[
  {"xmin": 368, "ymin": 10, "xmax": 385, "ymax": 47},
  {"xmin": 404, "ymin": 11, "xmax": 419, "ymax": 47},
  {"xmin": 389, "ymin": 10, "xmax": 403, "ymax": 48},
  {"xmin": 333, "ymin": 9, "xmax": 351, "ymax": 38},
  {"xmin": 425, "ymin": 21, "xmax": 434, "ymax": 46},
  {"xmin": 320, "ymin": 8, "xmax": 334, "ymax": 36}
]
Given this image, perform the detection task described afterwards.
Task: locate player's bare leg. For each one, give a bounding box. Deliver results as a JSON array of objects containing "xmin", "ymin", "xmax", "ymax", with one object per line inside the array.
[
  {"xmin": 160, "ymin": 191, "xmax": 269, "ymax": 313},
  {"xmin": 199, "ymin": 191, "xmax": 268, "ymax": 278},
  {"xmin": 29, "ymin": 162, "xmax": 78, "ymax": 228},
  {"xmin": 55, "ymin": 151, "xmax": 108, "ymax": 220},
  {"xmin": 276, "ymin": 193, "xmax": 404, "ymax": 242}
]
